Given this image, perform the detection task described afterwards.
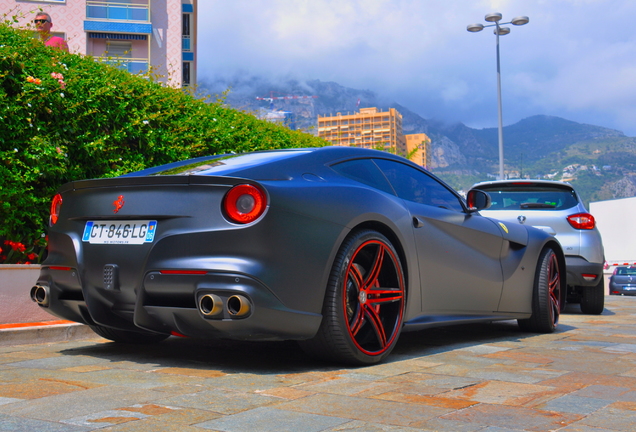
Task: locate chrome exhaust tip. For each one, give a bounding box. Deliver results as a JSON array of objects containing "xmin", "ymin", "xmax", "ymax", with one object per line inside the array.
[
  {"xmin": 30, "ymin": 285, "xmax": 50, "ymax": 307},
  {"xmin": 227, "ymin": 295, "xmax": 251, "ymax": 317},
  {"xmin": 198, "ymin": 294, "xmax": 223, "ymax": 317}
]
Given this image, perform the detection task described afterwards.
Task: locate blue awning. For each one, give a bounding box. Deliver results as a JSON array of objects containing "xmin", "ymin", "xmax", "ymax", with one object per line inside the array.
[
  {"xmin": 89, "ymin": 33, "xmax": 147, "ymax": 40},
  {"xmin": 84, "ymin": 21, "xmax": 152, "ymax": 34}
]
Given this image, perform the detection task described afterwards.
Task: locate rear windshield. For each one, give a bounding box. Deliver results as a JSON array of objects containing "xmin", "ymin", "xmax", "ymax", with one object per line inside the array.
[
  {"xmin": 477, "ymin": 184, "xmax": 578, "ymax": 210},
  {"xmin": 616, "ymin": 267, "xmax": 636, "ymax": 275},
  {"xmin": 137, "ymin": 151, "xmax": 311, "ymax": 176}
]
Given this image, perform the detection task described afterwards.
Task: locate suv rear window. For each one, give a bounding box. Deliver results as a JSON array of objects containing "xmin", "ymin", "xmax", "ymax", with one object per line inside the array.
[
  {"xmin": 616, "ymin": 267, "xmax": 636, "ymax": 275},
  {"xmin": 477, "ymin": 184, "xmax": 578, "ymax": 210}
]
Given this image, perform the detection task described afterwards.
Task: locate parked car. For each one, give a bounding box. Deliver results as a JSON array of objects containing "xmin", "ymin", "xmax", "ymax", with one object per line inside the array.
[
  {"xmin": 469, "ymin": 179, "xmax": 605, "ymax": 314},
  {"xmin": 33, "ymin": 147, "xmax": 565, "ymax": 365},
  {"xmin": 609, "ymin": 266, "xmax": 636, "ymax": 296}
]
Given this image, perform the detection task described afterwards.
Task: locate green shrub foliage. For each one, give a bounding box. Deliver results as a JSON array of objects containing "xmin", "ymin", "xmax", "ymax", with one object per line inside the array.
[{"xmin": 0, "ymin": 22, "xmax": 325, "ymax": 263}]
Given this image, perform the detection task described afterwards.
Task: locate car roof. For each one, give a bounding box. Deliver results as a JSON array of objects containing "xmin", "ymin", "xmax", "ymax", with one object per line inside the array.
[
  {"xmin": 471, "ymin": 179, "xmax": 575, "ymax": 191},
  {"xmin": 123, "ymin": 146, "xmax": 415, "ymax": 179}
]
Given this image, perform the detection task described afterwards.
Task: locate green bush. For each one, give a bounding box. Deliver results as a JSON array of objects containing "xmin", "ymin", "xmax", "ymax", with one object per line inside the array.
[{"xmin": 0, "ymin": 21, "xmax": 325, "ymax": 263}]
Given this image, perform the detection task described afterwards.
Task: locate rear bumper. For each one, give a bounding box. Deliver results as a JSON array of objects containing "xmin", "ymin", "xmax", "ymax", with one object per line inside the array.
[
  {"xmin": 609, "ymin": 283, "xmax": 636, "ymax": 296},
  {"xmin": 565, "ymin": 256, "xmax": 604, "ymax": 287},
  {"xmin": 33, "ymin": 267, "xmax": 322, "ymax": 341}
]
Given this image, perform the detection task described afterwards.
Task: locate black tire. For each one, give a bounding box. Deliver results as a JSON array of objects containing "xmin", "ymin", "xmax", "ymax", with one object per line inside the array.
[
  {"xmin": 518, "ymin": 247, "xmax": 562, "ymax": 333},
  {"xmin": 299, "ymin": 230, "xmax": 406, "ymax": 365},
  {"xmin": 89, "ymin": 325, "xmax": 169, "ymax": 344},
  {"xmin": 580, "ymin": 276, "xmax": 605, "ymax": 315}
]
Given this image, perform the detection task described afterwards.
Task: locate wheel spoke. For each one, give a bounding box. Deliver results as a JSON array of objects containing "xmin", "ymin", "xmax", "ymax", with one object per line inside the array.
[
  {"xmin": 349, "ymin": 263, "xmax": 365, "ymax": 290},
  {"xmin": 367, "ymin": 287, "xmax": 404, "ymax": 304},
  {"xmin": 360, "ymin": 242, "xmax": 385, "ymax": 291},
  {"xmin": 349, "ymin": 303, "xmax": 365, "ymax": 335},
  {"xmin": 363, "ymin": 304, "xmax": 388, "ymax": 348}
]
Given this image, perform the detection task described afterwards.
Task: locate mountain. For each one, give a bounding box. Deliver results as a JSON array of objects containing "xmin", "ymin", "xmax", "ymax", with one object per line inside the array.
[
  {"xmin": 198, "ymin": 76, "xmax": 636, "ymax": 205},
  {"xmin": 199, "ymin": 75, "xmax": 384, "ymax": 127}
]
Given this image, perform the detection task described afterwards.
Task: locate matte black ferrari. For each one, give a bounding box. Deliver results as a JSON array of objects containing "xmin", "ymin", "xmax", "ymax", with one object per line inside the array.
[{"xmin": 33, "ymin": 146, "xmax": 565, "ymax": 364}]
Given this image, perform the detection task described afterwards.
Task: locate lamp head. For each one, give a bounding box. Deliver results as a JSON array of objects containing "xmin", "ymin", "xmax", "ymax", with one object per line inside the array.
[
  {"xmin": 467, "ymin": 23, "xmax": 484, "ymax": 32},
  {"xmin": 495, "ymin": 27, "xmax": 511, "ymax": 35},
  {"xmin": 511, "ymin": 16, "xmax": 530, "ymax": 26},
  {"xmin": 485, "ymin": 13, "xmax": 502, "ymax": 22}
]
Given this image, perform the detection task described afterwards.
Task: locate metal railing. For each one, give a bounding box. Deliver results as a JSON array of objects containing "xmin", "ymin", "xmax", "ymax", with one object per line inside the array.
[
  {"xmin": 97, "ymin": 57, "xmax": 149, "ymax": 74},
  {"xmin": 86, "ymin": 1, "xmax": 150, "ymax": 22}
]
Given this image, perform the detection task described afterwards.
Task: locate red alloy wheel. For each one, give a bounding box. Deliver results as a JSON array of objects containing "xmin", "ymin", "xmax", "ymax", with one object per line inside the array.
[
  {"xmin": 547, "ymin": 251, "xmax": 561, "ymax": 327},
  {"xmin": 342, "ymin": 239, "xmax": 405, "ymax": 356},
  {"xmin": 518, "ymin": 246, "xmax": 562, "ymax": 333}
]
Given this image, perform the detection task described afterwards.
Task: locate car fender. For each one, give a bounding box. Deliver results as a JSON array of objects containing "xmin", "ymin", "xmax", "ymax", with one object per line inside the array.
[
  {"xmin": 498, "ymin": 224, "xmax": 565, "ymax": 313},
  {"xmin": 263, "ymin": 180, "xmax": 420, "ymax": 318}
]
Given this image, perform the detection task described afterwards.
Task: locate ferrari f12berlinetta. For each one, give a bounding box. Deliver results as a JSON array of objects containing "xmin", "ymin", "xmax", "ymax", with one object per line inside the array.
[{"xmin": 33, "ymin": 146, "xmax": 565, "ymax": 364}]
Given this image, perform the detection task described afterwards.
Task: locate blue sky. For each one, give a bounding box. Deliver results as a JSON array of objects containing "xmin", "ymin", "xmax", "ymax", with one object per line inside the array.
[{"xmin": 197, "ymin": 0, "xmax": 636, "ymax": 136}]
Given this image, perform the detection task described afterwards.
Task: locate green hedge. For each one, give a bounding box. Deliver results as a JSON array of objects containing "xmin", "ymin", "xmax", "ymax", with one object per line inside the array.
[{"xmin": 0, "ymin": 22, "xmax": 325, "ymax": 263}]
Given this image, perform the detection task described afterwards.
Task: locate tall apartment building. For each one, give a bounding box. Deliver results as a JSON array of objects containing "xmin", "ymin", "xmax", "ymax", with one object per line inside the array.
[
  {"xmin": 1, "ymin": 0, "xmax": 197, "ymax": 87},
  {"xmin": 406, "ymin": 133, "xmax": 431, "ymax": 169},
  {"xmin": 318, "ymin": 107, "xmax": 407, "ymax": 155},
  {"xmin": 317, "ymin": 107, "xmax": 431, "ymax": 168}
]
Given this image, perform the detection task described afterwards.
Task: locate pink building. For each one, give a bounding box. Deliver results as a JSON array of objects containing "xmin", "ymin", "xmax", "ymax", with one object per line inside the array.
[{"xmin": 0, "ymin": 0, "xmax": 197, "ymax": 87}]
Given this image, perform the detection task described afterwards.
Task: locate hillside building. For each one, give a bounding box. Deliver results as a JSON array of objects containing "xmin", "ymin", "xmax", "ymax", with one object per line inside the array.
[
  {"xmin": 405, "ymin": 133, "xmax": 431, "ymax": 169},
  {"xmin": 259, "ymin": 110, "xmax": 296, "ymax": 130},
  {"xmin": 317, "ymin": 107, "xmax": 431, "ymax": 168},
  {"xmin": 1, "ymin": 0, "xmax": 197, "ymax": 87},
  {"xmin": 318, "ymin": 107, "xmax": 407, "ymax": 155}
]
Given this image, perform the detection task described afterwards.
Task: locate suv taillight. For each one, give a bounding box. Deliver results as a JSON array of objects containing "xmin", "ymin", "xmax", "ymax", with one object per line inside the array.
[{"xmin": 567, "ymin": 213, "xmax": 595, "ymax": 230}]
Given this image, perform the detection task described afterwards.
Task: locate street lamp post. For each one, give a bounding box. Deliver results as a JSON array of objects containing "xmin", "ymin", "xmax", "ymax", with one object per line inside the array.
[{"xmin": 467, "ymin": 13, "xmax": 529, "ymax": 180}]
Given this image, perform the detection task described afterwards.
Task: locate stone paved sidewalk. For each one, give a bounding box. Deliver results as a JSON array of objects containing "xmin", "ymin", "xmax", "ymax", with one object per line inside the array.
[{"xmin": 1, "ymin": 296, "xmax": 635, "ymax": 431}]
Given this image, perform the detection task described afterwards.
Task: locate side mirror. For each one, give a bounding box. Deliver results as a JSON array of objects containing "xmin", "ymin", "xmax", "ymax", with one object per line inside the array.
[{"xmin": 466, "ymin": 189, "xmax": 491, "ymax": 212}]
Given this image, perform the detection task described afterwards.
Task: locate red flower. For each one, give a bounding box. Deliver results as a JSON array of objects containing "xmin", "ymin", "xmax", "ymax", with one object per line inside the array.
[
  {"xmin": 4, "ymin": 240, "xmax": 26, "ymax": 253},
  {"xmin": 27, "ymin": 253, "xmax": 38, "ymax": 260}
]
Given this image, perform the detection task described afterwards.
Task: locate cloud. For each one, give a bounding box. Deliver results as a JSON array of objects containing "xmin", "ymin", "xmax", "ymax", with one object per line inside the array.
[{"xmin": 198, "ymin": 0, "xmax": 636, "ymax": 135}]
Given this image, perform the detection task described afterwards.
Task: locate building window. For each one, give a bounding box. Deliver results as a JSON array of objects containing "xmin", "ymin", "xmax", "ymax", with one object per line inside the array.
[
  {"xmin": 183, "ymin": 61, "xmax": 191, "ymax": 86},
  {"xmin": 106, "ymin": 41, "xmax": 132, "ymax": 58},
  {"xmin": 87, "ymin": 1, "xmax": 149, "ymax": 21},
  {"xmin": 182, "ymin": 13, "xmax": 191, "ymax": 51}
]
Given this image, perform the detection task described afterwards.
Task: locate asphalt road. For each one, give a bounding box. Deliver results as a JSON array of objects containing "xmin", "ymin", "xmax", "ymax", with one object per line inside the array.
[{"xmin": 1, "ymin": 296, "xmax": 636, "ymax": 431}]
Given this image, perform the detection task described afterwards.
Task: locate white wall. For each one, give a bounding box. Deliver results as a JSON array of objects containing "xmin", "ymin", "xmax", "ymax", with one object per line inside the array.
[{"xmin": 590, "ymin": 196, "xmax": 636, "ymax": 263}]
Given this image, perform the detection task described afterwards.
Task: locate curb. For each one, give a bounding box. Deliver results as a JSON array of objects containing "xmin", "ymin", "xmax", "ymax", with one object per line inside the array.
[{"xmin": 0, "ymin": 321, "xmax": 97, "ymax": 347}]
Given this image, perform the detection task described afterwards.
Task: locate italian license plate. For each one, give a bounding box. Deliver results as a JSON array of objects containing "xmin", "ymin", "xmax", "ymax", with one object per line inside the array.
[{"xmin": 82, "ymin": 221, "xmax": 157, "ymax": 244}]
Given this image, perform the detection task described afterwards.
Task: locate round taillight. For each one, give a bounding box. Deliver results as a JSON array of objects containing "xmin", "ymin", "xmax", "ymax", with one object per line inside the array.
[
  {"xmin": 50, "ymin": 194, "xmax": 63, "ymax": 226},
  {"xmin": 223, "ymin": 184, "xmax": 267, "ymax": 224},
  {"xmin": 567, "ymin": 212, "xmax": 595, "ymax": 230}
]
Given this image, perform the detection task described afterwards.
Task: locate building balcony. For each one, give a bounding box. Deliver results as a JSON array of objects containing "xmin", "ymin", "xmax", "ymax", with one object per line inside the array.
[
  {"xmin": 86, "ymin": 1, "xmax": 150, "ymax": 22},
  {"xmin": 97, "ymin": 56, "xmax": 149, "ymax": 74}
]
